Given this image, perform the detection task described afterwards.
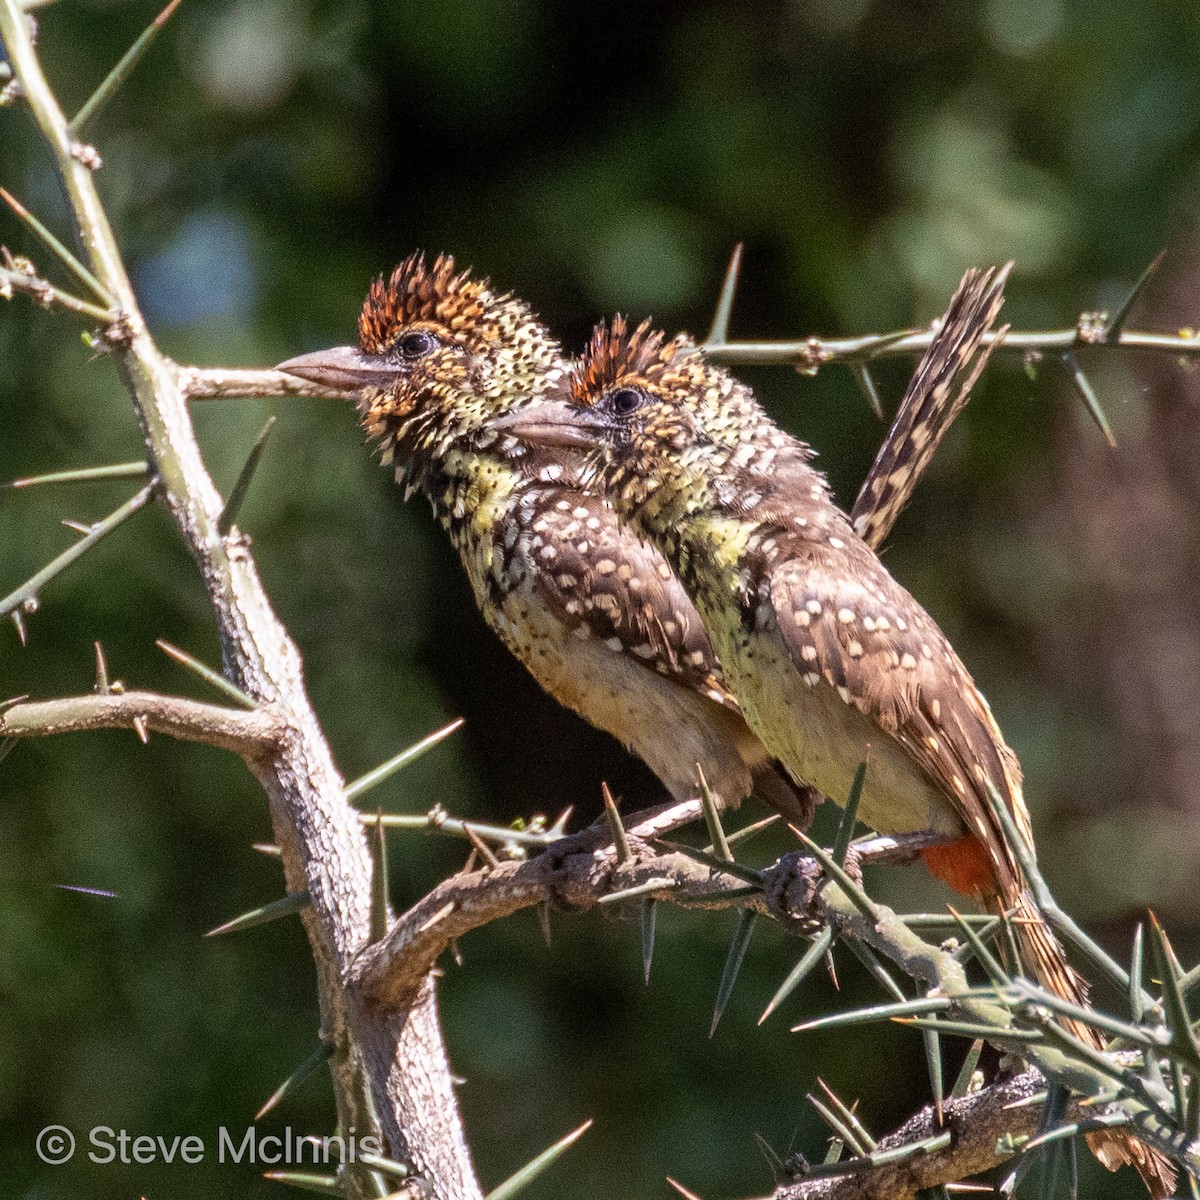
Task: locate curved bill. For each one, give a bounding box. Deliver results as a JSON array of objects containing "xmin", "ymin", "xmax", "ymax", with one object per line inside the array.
[
  {"xmin": 275, "ymin": 346, "xmax": 402, "ymax": 395},
  {"xmin": 492, "ymin": 400, "xmax": 608, "ymax": 450}
]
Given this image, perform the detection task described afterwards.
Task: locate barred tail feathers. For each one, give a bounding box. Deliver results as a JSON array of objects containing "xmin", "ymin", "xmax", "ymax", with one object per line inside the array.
[{"xmin": 1002, "ymin": 892, "xmax": 1177, "ymax": 1198}]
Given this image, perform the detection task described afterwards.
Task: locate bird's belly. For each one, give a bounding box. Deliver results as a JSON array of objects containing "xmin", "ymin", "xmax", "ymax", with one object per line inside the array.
[{"xmin": 718, "ymin": 629, "xmax": 964, "ymax": 838}]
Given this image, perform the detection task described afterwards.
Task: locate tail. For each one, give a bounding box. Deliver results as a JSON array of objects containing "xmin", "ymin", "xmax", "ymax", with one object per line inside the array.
[
  {"xmin": 1003, "ymin": 892, "xmax": 1178, "ymax": 1198},
  {"xmin": 851, "ymin": 263, "xmax": 1010, "ymax": 552}
]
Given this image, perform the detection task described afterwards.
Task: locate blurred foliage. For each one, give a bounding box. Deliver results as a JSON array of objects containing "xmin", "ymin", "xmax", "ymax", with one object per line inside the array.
[{"xmin": 3, "ymin": 1, "xmax": 1200, "ymax": 1197}]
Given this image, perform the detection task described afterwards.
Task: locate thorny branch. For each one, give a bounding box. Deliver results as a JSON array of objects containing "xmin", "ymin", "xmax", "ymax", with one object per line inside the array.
[
  {"xmin": 779, "ymin": 1069, "xmax": 1071, "ymax": 1200},
  {"xmin": 5, "ymin": 9, "xmax": 1199, "ymax": 1198},
  {"xmin": 0, "ymin": 4, "xmax": 477, "ymax": 1197},
  {"xmin": 0, "ymin": 691, "xmax": 283, "ymax": 758}
]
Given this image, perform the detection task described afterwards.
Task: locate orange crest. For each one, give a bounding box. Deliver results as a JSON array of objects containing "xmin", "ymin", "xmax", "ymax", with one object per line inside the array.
[
  {"xmin": 358, "ymin": 252, "xmax": 494, "ymax": 353},
  {"xmin": 570, "ymin": 317, "xmax": 690, "ymax": 405}
]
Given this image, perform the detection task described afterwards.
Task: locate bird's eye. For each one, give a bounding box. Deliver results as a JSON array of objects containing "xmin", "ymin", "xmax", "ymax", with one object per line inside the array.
[
  {"xmin": 607, "ymin": 387, "xmax": 645, "ymax": 417},
  {"xmin": 397, "ymin": 330, "xmax": 438, "ymax": 359}
]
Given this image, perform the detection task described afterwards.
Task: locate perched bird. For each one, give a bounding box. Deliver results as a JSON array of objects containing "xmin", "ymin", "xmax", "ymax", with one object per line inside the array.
[
  {"xmin": 276, "ymin": 254, "xmax": 997, "ymax": 829},
  {"xmin": 493, "ymin": 287, "xmax": 1174, "ymax": 1195}
]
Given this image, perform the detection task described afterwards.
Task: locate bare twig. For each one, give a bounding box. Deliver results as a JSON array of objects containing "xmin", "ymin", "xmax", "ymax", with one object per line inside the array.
[
  {"xmin": 779, "ymin": 1069, "xmax": 1060, "ymax": 1200},
  {"xmin": 179, "ymin": 365, "xmax": 346, "ymax": 401},
  {"xmin": 705, "ymin": 322, "xmax": 1200, "ymax": 372},
  {"xmin": 0, "ymin": 6, "xmax": 477, "ymax": 1197},
  {"xmin": 0, "ymin": 261, "xmax": 115, "ymax": 321},
  {"xmin": 0, "ymin": 691, "xmax": 282, "ymax": 758}
]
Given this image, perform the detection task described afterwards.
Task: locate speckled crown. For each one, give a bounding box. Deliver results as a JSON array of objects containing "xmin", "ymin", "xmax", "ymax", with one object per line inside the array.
[
  {"xmin": 569, "ymin": 316, "xmax": 694, "ymax": 405},
  {"xmin": 358, "ymin": 252, "xmax": 497, "ymax": 353}
]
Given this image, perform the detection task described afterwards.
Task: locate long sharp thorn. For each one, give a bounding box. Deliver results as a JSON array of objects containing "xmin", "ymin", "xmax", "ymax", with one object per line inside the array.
[
  {"xmin": 703, "ymin": 242, "xmax": 743, "ymax": 348},
  {"xmin": 791, "ymin": 993, "xmax": 949, "ymax": 1033},
  {"xmin": 950, "ymin": 1039, "xmax": 984, "ymax": 1098},
  {"xmin": 695, "ymin": 763, "xmax": 733, "ymax": 861},
  {"xmin": 549, "ymin": 805, "xmax": 573, "ymax": 836},
  {"xmin": 655, "ymin": 839, "xmax": 763, "ymax": 885},
  {"xmin": 597, "ymin": 878, "xmax": 677, "ymax": 905},
  {"xmin": 845, "ymin": 937, "xmax": 905, "ymax": 1001},
  {"xmin": 218, "ymin": 414, "xmax": 277, "ymax": 535},
  {"xmin": 205, "ymin": 890, "xmax": 311, "ymax": 937},
  {"xmin": 70, "ymin": 0, "xmax": 182, "ymax": 135},
  {"xmin": 463, "ymin": 822, "xmax": 500, "ymax": 869},
  {"xmin": 711, "ymin": 909, "xmax": 757, "ymax": 1036},
  {"xmin": 254, "ymin": 1042, "xmax": 334, "ymax": 1120},
  {"xmin": 1104, "ymin": 249, "xmax": 1166, "ymax": 343},
  {"xmin": 0, "ymin": 483, "xmax": 154, "ymax": 623},
  {"xmin": 253, "ymin": 843, "xmax": 282, "ymax": 857},
  {"xmin": 132, "ymin": 715, "xmax": 149, "ymax": 743},
  {"xmin": 156, "ymin": 638, "xmax": 257, "ymax": 708},
  {"xmin": 897, "ymin": 1016, "xmax": 1042, "ymax": 1042},
  {"xmin": 538, "ymin": 902, "xmax": 552, "ymax": 947},
  {"xmin": 12, "ymin": 610, "xmax": 27, "ymax": 644},
  {"xmin": 93, "ymin": 640, "xmax": 109, "ymax": 694},
  {"xmin": 370, "ymin": 812, "xmax": 389, "ymax": 944},
  {"xmin": 849, "ymin": 362, "xmax": 885, "ymax": 419},
  {"xmin": 806, "ymin": 1092, "xmax": 869, "ymax": 1156},
  {"xmin": 262, "ymin": 1170, "xmax": 342, "ymax": 1194},
  {"xmin": 4, "ymin": 461, "xmax": 148, "ymax": 489},
  {"xmin": 1130, "ymin": 922, "xmax": 1146, "ymax": 1020},
  {"xmin": 345, "ymin": 718, "xmax": 464, "ymax": 799},
  {"xmin": 0, "ymin": 736, "xmax": 16, "ymax": 768},
  {"xmin": 725, "ymin": 812, "xmax": 780, "ymax": 848},
  {"xmin": 640, "ymin": 898, "xmax": 656, "ymax": 984},
  {"xmin": 601, "ymin": 782, "xmax": 632, "ymax": 864},
  {"xmin": 948, "ymin": 905, "xmax": 1010, "ymax": 987},
  {"xmin": 923, "ymin": 1022, "xmax": 944, "ymax": 1126},
  {"xmin": 1148, "ymin": 912, "xmax": 1200, "ymax": 1069},
  {"xmin": 0, "ymin": 187, "xmax": 113, "ymax": 302},
  {"xmin": 817, "ymin": 1078, "xmax": 876, "ymax": 1150},
  {"xmin": 832, "ymin": 759, "xmax": 867, "ymax": 867},
  {"xmin": 1020, "ymin": 1082, "xmax": 1069, "ymax": 1200},
  {"xmin": 665, "ymin": 1178, "xmax": 705, "ymax": 1200},
  {"xmin": 482, "ymin": 1118, "xmax": 593, "ymax": 1200},
  {"xmin": 752, "ymin": 1131, "xmax": 786, "ymax": 1180},
  {"xmin": 1061, "ymin": 352, "xmax": 1116, "ymax": 448},
  {"xmin": 356, "ymin": 1151, "xmax": 412, "ymax": 1180},
  {"xmin": 761, "ymin": 925, "xmax": 834, "ymax": 1025}
]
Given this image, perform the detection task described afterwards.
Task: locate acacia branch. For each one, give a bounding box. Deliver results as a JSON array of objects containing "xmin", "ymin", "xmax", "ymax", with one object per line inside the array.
[
  {"xmin": 0, "ymin": 261, "xmax": 115, "ymax": 321},
  {"xmin": 352, "ymin": 826, "xmax": 942, "ymax": 1011},
  {"xmin": 179, "ymin": 365, "xmax": 343, "ymax": 401},
  {"xmin": 352, "ymin": 822, "xmax": 1197, "ymax": 1192},
  {"xmin": 780, "ymin": 1069, "xmax": 1060, "ymax": 1200},
  {"xmin": 706, "ymin": 323, "xmax": 1200, "ymax": 373},
  {"xmin": 0, "ymin": 6, "xmax": 477, "ymax": 1197},
  {"xmin": 0, "ymin": 691, "xmax": 282, "ymax": 758}
]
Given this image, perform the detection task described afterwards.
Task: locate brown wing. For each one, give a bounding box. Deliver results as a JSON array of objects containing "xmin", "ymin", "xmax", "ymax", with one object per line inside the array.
[
  {"xmin": 852, "ymin": 264, "xmax": 1010, "ymax": 551},
  {"xmin": 513, "ymin": 487, "xmax": 735, "ymax": 708},
  {"xmin": 764, "ymin": 528, "xmax": 1028, "ymax": 894}
]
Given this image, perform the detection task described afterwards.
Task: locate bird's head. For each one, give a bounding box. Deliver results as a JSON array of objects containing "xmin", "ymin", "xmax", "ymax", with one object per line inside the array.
[
  {"xmin": 495, "ymin": 316, "xmax": 802, "ymax": 532},
  {"xmin": 276, "ymin": 252, "xmax": 564, "ymax": 466}
]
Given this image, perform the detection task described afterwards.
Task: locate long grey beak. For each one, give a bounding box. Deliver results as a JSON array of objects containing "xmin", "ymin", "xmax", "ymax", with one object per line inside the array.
[
  {"xmin": 275, "ymin": 346, "xmax": 401, "ymax": 395},
  {"xmin": 492, "ymin": 399, "xmax": 608, "ymax": 450}
]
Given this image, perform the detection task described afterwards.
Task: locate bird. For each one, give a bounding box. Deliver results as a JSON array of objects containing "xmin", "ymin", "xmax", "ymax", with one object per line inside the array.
[
  {"xmin": 275, "ymin": 253, "xmax": 1000, "ymax": 832},
  {"xmin": 492, "ymin": 295, "xmax": 1174, "ymax": 1196}
]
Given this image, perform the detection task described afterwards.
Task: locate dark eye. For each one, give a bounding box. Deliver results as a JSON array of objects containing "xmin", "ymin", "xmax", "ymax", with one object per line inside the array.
[
  {"xmin": 397, "ymin": 330, "xmax": 438, "ymax": 359},
  {"xmin": 607, "ymin": 387, "xmax": 645, "ymax": 417}
]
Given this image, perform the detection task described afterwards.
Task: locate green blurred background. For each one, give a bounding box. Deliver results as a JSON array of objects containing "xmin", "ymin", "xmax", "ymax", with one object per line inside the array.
[{"xmin": 4, "ymin": 1, "xmax": 1200, "ymax": 1196}]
